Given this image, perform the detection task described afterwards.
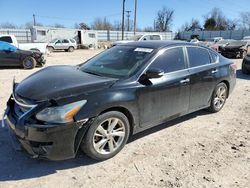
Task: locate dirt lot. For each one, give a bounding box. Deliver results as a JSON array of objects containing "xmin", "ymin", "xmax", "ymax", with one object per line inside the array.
[{"xmin": 0, "ymin": 50, "xmax": 249, "ymax": 188}]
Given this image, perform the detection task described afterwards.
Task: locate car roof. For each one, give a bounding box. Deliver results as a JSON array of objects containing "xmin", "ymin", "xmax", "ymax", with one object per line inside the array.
[{"xmin": 121, "ymin": 40, "xmax": 198, "ymax": 49}]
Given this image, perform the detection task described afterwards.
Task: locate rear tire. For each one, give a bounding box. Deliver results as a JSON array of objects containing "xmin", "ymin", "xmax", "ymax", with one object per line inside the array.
[
  {"xmin": 22, "ymin": 56, "xmax": 37, "ymax": 69},
  {"xmin": 208, "ymin": 83, "xmax": 228, "ymax": 113},
  {"xmin": 68, "ymin": 46, "xmax": 74, "ymax": 52},
  {"xmin": 242, "ymin": 60, "xmax": 250, "ymax": 74},
  {"xmin": 81, "ymin": 111, "xmax": 130, "ymax": 161}
]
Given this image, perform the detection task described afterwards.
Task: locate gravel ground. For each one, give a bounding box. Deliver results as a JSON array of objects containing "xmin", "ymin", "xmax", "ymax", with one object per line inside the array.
[{"xmin": 0, "ymin": 50, "xmax": 249, "ymax": 188}]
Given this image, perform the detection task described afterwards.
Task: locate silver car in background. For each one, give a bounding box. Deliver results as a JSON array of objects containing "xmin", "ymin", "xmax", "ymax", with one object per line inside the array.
[{"xmin": 47, "ymin": 38, "xmax": 77, "ymax": 52}]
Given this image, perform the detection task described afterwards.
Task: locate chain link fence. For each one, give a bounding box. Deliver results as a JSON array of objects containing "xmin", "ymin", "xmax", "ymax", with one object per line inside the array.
[{"xmin": 178, "ymin": 30, "xmax": 250, "ymax": 40}]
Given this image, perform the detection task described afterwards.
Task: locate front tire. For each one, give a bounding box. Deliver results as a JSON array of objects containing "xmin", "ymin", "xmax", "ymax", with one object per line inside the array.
[
  {"xmin": 47, "ymin": 46, "xmax": 54, "ymax": 53},
  {"xmin": 208, "ymin": 83, "xmax": 228, "ymax": 113},
  {"xmin": 81, "ymin": 111, "xmax": 130, "ymax": 161},
  {"xmin": 22, "ymin": 56, "xmax": 37, "ymax": 69}
]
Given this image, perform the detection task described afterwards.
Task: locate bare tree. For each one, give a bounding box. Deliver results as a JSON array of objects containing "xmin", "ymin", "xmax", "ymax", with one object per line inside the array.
[
  {"xmin": 240, "ymin": 12, "xmax": 250, "ymax": 29},
  {"xmin": 143, "ymin": 26, "xmax": 154, "ymax": 32},
  {"xmin": 92, "ymin": 17, "xmax": 113, "ymax": 30},
  {"xmin": 203, "ymin": 8, "xmax": 236, "ymax": 30},
  {"xmin": 180, "ymin": 19, "xmax": 202, "ymax": 31},
  {"xmin": 226, "ymin": 19, "xmax": 238, "ymax": 30},
  {"xmin": 25, "ymin": 21, "xmax": 43, "ymax": 29},
  {"xmin": 155, "ymin": 7, "xmax": 174, "ymax": 32},
  {"xmin": 73, "ymin": 23, "xmax": 89, "ymax": 30},
  {"xmin": 113, "ymin": 21, "xmax": 122, "ymax": 31},
  {"xmin": 0, "ymin": 22, "xmax": 18, "ymax": 29},
  {"xmin": 54, "ymin": 23, "xmax": 65, "ymax": 28}
]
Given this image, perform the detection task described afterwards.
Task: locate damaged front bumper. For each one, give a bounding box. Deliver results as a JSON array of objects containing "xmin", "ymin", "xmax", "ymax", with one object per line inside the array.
[{"xmin": 3, "ymin": 96, "xmax": 90, "ymax": 161}]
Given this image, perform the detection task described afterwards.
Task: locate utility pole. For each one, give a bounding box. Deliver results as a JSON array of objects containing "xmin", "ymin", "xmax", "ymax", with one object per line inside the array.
[
  {"xmin": 33, "ymin": 14, "xmax": 36, "ymax": 26},
  {"xmin": 134, "ymin": 0, "xmax": 137, "ymax": 35},
  {"xmin": 122, "ymin": 0, "xmax": 126, "ymax": 40},
  {"xmin": 126, "ymin": 10, "xmax": 131, "ymax": 31}
]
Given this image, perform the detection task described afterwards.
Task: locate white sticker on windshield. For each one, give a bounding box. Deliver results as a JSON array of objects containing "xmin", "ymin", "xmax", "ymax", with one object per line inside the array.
[{"xmin": 134, "ymin": 48, "xmax": 153, "ymax": 53}]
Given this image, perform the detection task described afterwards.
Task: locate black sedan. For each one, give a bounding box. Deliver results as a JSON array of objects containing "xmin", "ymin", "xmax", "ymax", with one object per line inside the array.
[
  {"xmin": 0, "ymin": 41, "xmax": 45, "ymax": 69},
  {"xmin": 3, "ymin": 41, "xmax": 236, "ymax": 161},
  {"xmin": 242, "ymin": 53, "xmax": 250, "ymax": 74}
]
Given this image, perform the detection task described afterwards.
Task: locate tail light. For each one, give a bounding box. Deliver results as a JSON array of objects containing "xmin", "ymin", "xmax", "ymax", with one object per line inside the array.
[{"xmin": 230, "ymin": 62, "xmax": 237, "ymax": 73}]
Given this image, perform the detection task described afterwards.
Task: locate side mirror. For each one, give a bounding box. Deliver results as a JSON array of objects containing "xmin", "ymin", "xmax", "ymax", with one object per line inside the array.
[{"xmin": 145, "ymin": 68, "xmax": 164, "ymax": 79}]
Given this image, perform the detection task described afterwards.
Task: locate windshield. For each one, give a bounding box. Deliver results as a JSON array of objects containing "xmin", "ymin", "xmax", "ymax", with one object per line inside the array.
[
  {"xmin": 129, "ymin": 35, "xmax": 143, "ymax": 41},
  {"xmin": 79, "ymin": 46, "xmax": 154, "ymax": 78}
]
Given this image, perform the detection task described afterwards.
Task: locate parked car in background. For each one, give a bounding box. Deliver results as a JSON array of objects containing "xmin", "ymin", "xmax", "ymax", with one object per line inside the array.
[
  {"xmin": 220, "ymin": 40, "xmax": 248, "ymax": 58},
  {"xmin": 209, "ymin": 39, "xmax": 235, "ymax": 52},
  {"xmin": 242, "ymin": 52, "xmax": 250, "ymax": 74},
  {"xmin": 111, "ymin": 34, "xmax": 163, "ymax": 46},
  {"xmin": 243, "ymin": 36, "xmax": 250, "ymax": 41},
  {"xmin": 47, "ymin": 38, "xmax": 77, "ymax": 52},
  {"xmin": 205, "ymin": 37, "xmax": 224, "ymax": 47},
  {"xmin": 0, "ymin": 35, "xmax": 48, "ymax": 54},
  {"xmin": 0, "ymin": 41, "xmax": 46, "ymax": 69},
  {"xmin": 3, "ymin": 41, "xmax": 236, "ymax": 161},
  {"xmin": 190, "ymin": 38, "xmax": 200, "ymax": 44}
]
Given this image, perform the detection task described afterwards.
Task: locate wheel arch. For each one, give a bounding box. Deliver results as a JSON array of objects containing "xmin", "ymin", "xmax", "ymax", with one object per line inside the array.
[
  {"xmin": 99, "ymin": 106, "xmax": 135, "ymax": 136},
  {"xmin": 47, "ymin": 45, "xmax": 54, "ymax": 49},
  {"xmin": 219, "ymin": 80, "xmax": 230, "ymax": 98}
]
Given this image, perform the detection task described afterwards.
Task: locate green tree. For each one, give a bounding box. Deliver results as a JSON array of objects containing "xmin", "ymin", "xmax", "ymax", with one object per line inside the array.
[{"xmin": 204, "ymin": 18, "xmax": 217, "ymax": 30}]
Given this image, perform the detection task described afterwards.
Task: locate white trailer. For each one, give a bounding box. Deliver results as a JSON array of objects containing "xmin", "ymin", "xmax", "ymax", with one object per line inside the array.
[{"xmin": 33, "ymin": 26, "xmax": 98, "ymax": 49}]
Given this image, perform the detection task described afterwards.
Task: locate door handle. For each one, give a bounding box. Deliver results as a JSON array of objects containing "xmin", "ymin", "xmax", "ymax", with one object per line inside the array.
[
  {"xmin": 180, "ymin": 78, "xmax": 190, "ymax": 84},
  {"xmin": 211, "ymin": 69, "xmax": 218, "ymax": 74}
]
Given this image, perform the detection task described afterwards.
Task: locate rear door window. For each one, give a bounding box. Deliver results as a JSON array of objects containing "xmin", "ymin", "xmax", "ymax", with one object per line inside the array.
[
  {"xmin": 62, "ymin": 39, "xmax": 69, "ymax": 43},
  {"xmin": 187, "ymin": 47, "xmax": 211, "ymax": 67},
  {"xmin": 209, "ymin": 50, "xmax": 219, "ymax": 63},
  {"xmin": 150, "ymin": 35, "xmax": 161, "ymax": 40},
  {"xmin": 150, "ymin": 47, "xmax": 186, "ymax": 73}
]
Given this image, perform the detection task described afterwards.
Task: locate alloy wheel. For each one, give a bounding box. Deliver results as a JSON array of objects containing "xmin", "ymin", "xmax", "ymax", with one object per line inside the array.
[
  {"xmin": 214, "ymin": 86, "xmax": 227, "ymax": 110},
  {"xmin": 23, "ymin": 57, "xmax": 34, "ymax": 69},
  {"xmin": 93, "ymin": 118, "xmax": 126, "ymax": 155}
]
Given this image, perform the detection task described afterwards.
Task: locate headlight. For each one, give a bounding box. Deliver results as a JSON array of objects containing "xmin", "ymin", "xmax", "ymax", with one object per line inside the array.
[{"xmin": 36, "ymin": 100, "xmax": 87, "ymax": 124}]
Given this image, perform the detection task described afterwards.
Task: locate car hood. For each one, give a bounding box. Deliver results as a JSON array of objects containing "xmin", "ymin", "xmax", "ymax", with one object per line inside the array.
[
  {"xmin": 15, "ymin": 65, "xmax": 117, "ymax": 102},
  {"xmin": 18, "ymin": 49, "xmax": 42, "ymax": 57}
]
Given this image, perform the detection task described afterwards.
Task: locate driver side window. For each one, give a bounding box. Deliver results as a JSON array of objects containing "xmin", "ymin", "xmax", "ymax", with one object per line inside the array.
[{"xmin": 150, "ymin": 47, "xmax": 186, "ymax": 73}]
